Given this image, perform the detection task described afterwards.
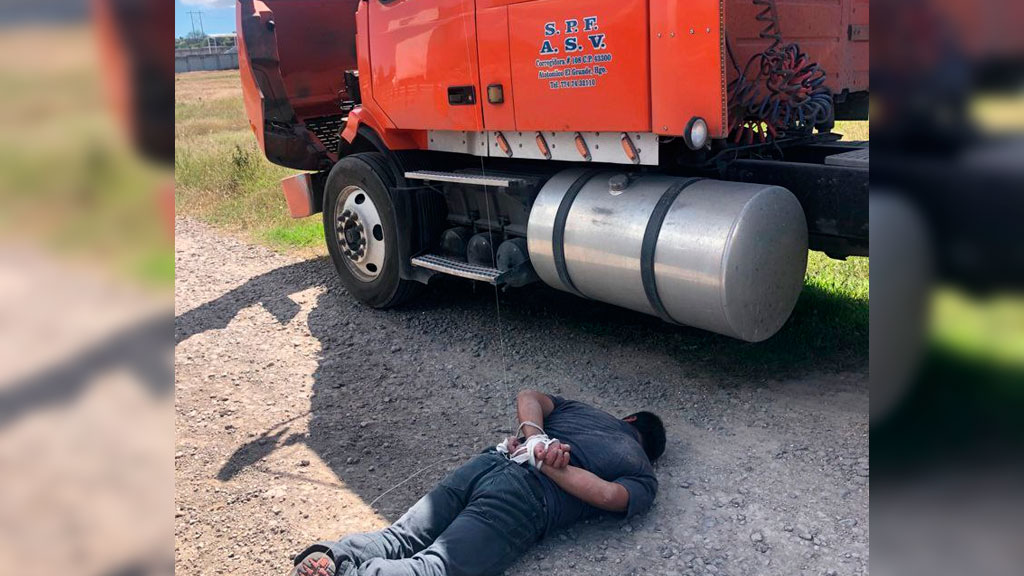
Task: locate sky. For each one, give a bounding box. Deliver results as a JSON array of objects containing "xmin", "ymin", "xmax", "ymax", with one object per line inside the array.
[{"xmin": 175, "ymin": 0, "xmax": 237, "ymax": 38}]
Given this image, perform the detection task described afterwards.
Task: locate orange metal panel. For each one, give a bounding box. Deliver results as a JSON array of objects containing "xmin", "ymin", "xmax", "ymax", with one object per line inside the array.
[
  {"xmin": 477, "ymin": 0, "xmax": 547, "ymax": 7},
  {"xmin": 237, "ymin": 1, "xmax": 271, "ymax": 151},
  {"xmin": 345, "ymin": 3, "xmax": 428, "ymax": 150},
  {"xmin": 238, "ymin": 0, "xmax": 360, "ymax": 168},
  {"xmin": 341, "ymin": 106, "xmax": 428, "ymax": 151},
  {"xmin": 354, "ymin": 0, "xmax": 381, "ymax": 123},
  {"xmin": 269, "ymin": 0, "xmax": 360, "ymax": 120},
  {"xmin": 476, "ymin": 0, "xmax": 512, "ymax": 9},
  {"xmin": 726, "ymin": 0, "xmax": 868, "ymax": 94},
  {"xmin": 507, "ymin": 0, "xmax": 651, "ymax": 132},
  {"xmin": 844, "ymin": 0, "xmax": 869, "ymax": 92},
  {"xmin": 366, "ymin": 0, "xmax": 483, "ymax": 132},
  {"xmin": 650, "ymin": 0, "xmax": 726, "ymax": 138},
  {"xmin": 354, "ymin": 0, "xmax": 389, "ymax": 127},
  {"xmin": 477, "ymin": 6, "xmax": 517, "ymax": 131},
  {"xmin": 933, "ymin": 0, "xmax": 1024, "ymax": 59}
]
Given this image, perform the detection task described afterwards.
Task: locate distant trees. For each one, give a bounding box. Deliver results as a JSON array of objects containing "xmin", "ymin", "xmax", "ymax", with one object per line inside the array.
[
  {"xmin": 175, "ymin": 32, "xmax": 237, "ymax": 52},
  {"xmin": 176, "ymin": 30, "xmax": 208, "ymax": 50}
]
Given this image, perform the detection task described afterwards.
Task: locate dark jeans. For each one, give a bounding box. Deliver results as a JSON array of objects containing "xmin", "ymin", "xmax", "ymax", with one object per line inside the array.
[{"xmin": 309, "ymin": 452, "xmax": 548, "ymax": 576}]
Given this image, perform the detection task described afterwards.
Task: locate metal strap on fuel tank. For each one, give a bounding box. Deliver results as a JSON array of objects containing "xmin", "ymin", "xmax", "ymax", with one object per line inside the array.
[
  {"xmin": 641, "ymin": 177, "xmax": 704, "ymax": 324},
  {"xmin": 552, "ymin": 170, "xmax": 602, "ymax": 298}
]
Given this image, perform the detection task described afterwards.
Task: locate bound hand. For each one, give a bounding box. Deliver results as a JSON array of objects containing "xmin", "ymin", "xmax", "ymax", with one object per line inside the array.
[
  {"xmin": 534, "ymin": 439, "xmax": 571, "ymax": 469},
  {"xmin": 503, "ymin": 435, "xmax": 522, "ymax": 454}
]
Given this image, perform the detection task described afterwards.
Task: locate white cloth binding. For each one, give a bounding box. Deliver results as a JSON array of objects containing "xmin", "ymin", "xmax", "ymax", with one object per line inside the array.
[{"xmin": 495, "ymin": 421, "xmax": 560, "ymax": 470}]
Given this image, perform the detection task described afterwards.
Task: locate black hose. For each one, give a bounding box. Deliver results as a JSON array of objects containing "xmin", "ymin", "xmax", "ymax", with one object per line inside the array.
[{"xmin": 726, "ymin": 0, "xmax": 834, "ymax": 144}]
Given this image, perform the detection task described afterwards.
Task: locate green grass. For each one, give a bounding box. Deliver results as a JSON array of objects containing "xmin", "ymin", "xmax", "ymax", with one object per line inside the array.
[
  {"xmin": 0, "ymin": 27, "xmax": 173, "ymax": 289},
  {"xmin": 930, "ymin": 288, "xmax": 1024, "ymax": 371},
  {"xmin": 806, "ymin": 250, "xmax": 869, "ymax": 301},
  {"xmin": 262, "ymin": 219, "xmax": 325, "ymax": 249},
  {"xmin": 175, "ymin": 71, "xmax": 317, "ymax": 253},
  {"xmin": 135, "ymin": 248, "xmax": 177, "ymax": 285},
  {"xmin": 174, "ymin": 127, "xmax": 314, "ymax": 251},
  {"xmin": 701, "ymin": 251, "xmax": 869, "ymax": 375},
  {"xmin": 787, "ymin": 252, "xmax": 869, "ymax": 359}
]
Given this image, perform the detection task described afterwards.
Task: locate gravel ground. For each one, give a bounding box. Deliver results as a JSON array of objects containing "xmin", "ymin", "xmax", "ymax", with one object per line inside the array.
[{"xmin": 175, "ymin": 217, "xmax": 868, "ymax": 576}]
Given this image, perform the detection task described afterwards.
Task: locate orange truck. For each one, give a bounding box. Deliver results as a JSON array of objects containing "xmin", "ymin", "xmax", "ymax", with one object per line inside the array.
[{"xmin": 237, "ymin": 0, "xmax": 868, "ymax": 342}]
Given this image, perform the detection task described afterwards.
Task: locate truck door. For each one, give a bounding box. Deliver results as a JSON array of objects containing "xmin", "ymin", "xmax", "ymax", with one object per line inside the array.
[
  {"xmin": 366, "ymin": 0, "xmax": 484, "ymax": 131},
  {"xmin": 475, "ymin": 0, "xmax": 651, "ymax": 133}
]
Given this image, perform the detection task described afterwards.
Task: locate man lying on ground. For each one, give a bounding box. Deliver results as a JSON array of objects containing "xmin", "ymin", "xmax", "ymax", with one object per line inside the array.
[{"xmin": 288, "ymin": 389, "xmax": 665, "ymax": 576}]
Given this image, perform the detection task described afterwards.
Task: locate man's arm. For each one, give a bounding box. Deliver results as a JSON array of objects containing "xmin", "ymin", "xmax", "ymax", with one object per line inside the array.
[
  {"xmin": 506, "ymin": 390, "xmax": 570, "ymax": 470},
  {"xmin": 516, "ymin": 389, "xmax": 555, "ymax": 438},
  {"xmin": 540, "ymin": 464, "xmax": 629, "ymax": 513}
]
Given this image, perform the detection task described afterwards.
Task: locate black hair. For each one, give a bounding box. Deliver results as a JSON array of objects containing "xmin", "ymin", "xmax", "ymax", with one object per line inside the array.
[{"xmin": 625, "ymin": 411, "xmax": 666, "ymax": 463}]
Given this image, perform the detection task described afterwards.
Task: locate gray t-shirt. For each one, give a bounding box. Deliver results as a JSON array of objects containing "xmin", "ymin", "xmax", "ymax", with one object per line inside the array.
[{"xmin": 528, "ymin": 395, "xmax": 658, "ymax": 531}]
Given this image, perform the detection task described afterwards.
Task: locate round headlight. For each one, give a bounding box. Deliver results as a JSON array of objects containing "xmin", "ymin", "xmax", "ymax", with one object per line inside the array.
[{"xmin": 684, "ymin": 117, "xmax": 709, "ymax": 150}]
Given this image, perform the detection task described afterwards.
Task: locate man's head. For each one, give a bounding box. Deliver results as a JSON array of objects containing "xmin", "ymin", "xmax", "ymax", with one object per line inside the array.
[{"xmin": 623, "ymin": 411, "xmax": 666, "ymax": 463}]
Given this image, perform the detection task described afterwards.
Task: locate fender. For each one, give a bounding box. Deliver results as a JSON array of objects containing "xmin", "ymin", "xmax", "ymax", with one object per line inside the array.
[{"xmin": 341, "ymin": 107, "xmax": 428, "ymax": 157}]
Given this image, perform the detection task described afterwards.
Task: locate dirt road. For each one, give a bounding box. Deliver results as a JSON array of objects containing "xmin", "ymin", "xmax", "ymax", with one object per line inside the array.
[{"xmin": 175, "ymin": 217, "xmax": 868, "ymax": 576}]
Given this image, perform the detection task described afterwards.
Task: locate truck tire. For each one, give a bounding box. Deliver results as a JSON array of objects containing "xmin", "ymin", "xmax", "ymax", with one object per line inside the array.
[{"xmin": 322, "ymin": 152, "xmax": 422, "ymax": 308}]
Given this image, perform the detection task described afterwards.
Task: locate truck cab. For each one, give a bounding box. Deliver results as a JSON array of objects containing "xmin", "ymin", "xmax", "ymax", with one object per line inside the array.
[{"xmin": 235, "ymin": 0, "xmax": 868, "ymax": 342}]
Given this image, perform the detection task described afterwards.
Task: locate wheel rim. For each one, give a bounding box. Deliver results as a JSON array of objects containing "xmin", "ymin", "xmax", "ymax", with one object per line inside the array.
[{"xmin": 334, "ymin": 185, "xmax": 385, "ymax": 282}]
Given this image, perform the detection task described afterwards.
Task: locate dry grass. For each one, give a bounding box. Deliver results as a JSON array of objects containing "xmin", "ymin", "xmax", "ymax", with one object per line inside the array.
[
  {"xmin": 834, "ymin": 120, "xmax": 869, "ymax": 141},
  {"xmin": 174, "ymin": 70, "xmax": 242, "ymax": 102},
  {"xmin": 0, "ymin": 25, "xmax": 172, "ymax": 286},
  {"xmin": 174, "ymin": 71, "xmax": 323, "ymax": 253}
]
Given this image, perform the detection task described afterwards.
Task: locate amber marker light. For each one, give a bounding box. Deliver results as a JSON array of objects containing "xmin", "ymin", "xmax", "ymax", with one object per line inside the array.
[
  {"xmin": 495, "ymin": 131, "xmax": 513, "ymax": 157},
  {"xmin": 620, "ymin": 133, "xmax": 640, "ymax": 164},
  {"xmin": 574, "ymin": 132, "xmax": 592, "ymax": 161},
  {"xmin": 535, "ymin": 132, "xmax": 552, "ymax": 159}
]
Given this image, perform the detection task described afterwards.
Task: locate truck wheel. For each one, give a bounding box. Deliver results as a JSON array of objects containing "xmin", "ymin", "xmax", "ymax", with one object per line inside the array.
[{"xmin": 322, "ymin": 153, "xmax": 421, "ymax": 308}]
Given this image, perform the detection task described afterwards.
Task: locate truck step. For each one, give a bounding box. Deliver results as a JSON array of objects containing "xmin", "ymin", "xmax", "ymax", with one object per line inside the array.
[
  {"xmin": 824, "ymin": 147, "xmax": 869, "ymax": 168},
  {"xmin": 405, "ymin": 170, "xmax": 525, "ymax": 188},
  {"xmin": 410, "ymin": 254, "xmax": 506, "ymax": 284}
]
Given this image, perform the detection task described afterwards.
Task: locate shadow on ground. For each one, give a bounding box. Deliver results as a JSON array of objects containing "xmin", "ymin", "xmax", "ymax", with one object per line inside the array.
[
  {"xmin": 175, "ymin": 256, "xmax": 867, "ymax": 522},
  {"xmin": 2, "ymin": 314, "xmax": 171, "ymax": 432}
]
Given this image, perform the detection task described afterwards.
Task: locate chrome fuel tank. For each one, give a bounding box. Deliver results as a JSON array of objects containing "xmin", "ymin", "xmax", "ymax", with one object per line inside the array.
[{"xmin": 527, "ymin": 169, "xmax": 808, "ymax": 342}]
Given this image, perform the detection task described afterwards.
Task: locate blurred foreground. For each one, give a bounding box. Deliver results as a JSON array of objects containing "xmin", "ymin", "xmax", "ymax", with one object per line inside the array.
[
  {"xmin": 0, "ymin": 0, "xmax": 1023, "ymax": 574},
  {"xmin": 0, "ymin": 2, "xmax": 172, "ymax": 576},
  {"xmin": 871, "ymin": 0, "xmax": 1024, "ymax": 575}
]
